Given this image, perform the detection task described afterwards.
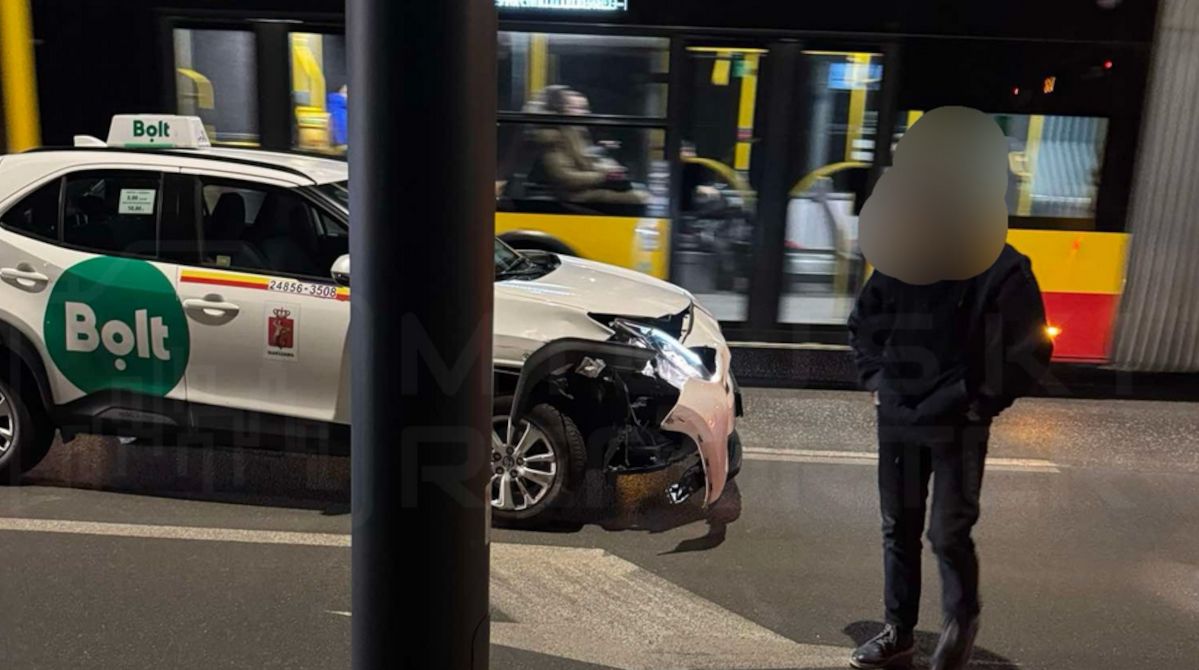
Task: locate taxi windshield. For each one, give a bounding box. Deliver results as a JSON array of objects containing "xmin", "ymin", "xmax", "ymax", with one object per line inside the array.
[
  {"xmin": 317, "ymin": 181, "xmax": 349, "ymax": 209},
  {"xmin": 495, "ymin": 238, "xmax": 526, "ymax": 273}
]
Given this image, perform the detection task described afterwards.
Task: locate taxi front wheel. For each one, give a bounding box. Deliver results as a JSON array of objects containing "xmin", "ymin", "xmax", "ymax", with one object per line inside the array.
[
  {"xmin": 0, "ymin": 371, "xmax": 55, "ymax": 485},
  {"xmin": 490, "ymin": 397, "xmax": 586, "ymax": 526}
]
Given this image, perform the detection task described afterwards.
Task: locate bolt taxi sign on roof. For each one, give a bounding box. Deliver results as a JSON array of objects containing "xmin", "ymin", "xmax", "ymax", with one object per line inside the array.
[{"xmin": 106, "ymin": 115, "xmax": 211, "ymax": 150}]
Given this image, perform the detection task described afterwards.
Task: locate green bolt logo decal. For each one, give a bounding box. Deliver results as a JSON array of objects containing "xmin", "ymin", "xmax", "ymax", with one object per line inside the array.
[{"xmin": 44, "ymin": 257, "xmax": 189, "ymax": 396}]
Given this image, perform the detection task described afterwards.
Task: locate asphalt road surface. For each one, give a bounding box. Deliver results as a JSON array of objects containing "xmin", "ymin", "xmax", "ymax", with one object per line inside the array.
[{"xmin": 1, "ymin": 389, "xmax": 1196, "ymax": 669}]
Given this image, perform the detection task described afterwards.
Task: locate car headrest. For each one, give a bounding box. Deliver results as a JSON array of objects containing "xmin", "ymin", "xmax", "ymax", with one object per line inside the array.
[
  {"xmin": 210, "ymin": 192, "xmax": 247, "ymax": 240},
  {"xmin": 75, "ymin": 193, "xmax": 107, "ymax": 218}
]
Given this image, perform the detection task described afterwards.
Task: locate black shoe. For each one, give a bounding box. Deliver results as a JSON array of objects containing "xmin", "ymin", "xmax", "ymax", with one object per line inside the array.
[
  {"xmin": 850, "ymin": 624, "xmax": 916, "ymax": 669},
  {"xmin": 930, "ymin": 615, "xmax": 980, "ymax": 670}
]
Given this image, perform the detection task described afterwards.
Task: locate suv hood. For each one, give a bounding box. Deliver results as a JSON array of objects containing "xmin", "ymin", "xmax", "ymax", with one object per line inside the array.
[
  {"xmin": 500, "ymin": 254, "xmax": 691, "ymax": 316},
  {"xmin": 494, "ymin": 254, "xmax": 694, "ymax": 365}
]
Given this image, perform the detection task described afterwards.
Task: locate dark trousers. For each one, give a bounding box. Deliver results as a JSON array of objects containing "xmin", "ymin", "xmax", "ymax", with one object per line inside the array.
[{"xmin": 878, "ymin": 420, "xmax": 989, "ymax": 631}]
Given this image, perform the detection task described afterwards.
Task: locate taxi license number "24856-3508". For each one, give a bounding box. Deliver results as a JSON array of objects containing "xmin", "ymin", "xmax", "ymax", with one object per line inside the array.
[{"xmin": 268, "ymin": 279, "xmax": 339, "ymax": 300}]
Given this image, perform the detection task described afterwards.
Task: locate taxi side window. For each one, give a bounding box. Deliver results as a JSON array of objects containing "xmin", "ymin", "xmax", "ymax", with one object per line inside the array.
[
  {"xmin": 0, "ymin": 179, "xmax": 61, "ymax": 241},
  {"xmin": 199, "ymin": 179, "xmax": 346, "ymax": 279},
  {"xmin": 63, "ymin": 171, "xmax": 162, "ymax": 259}
]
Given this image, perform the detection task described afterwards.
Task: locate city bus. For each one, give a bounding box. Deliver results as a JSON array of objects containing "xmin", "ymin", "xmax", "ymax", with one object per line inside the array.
[{"xmin": 26, "ymin": 0, "xmax": 1159, "ymax": 364}]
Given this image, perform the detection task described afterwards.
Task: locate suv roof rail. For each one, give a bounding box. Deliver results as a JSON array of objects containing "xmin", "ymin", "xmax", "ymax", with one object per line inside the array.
[
  {"xmin": 204, "ymin": 145, "xmax": 348, "ymax": 164},
  {"xmin": 20, "ymin": 145, "xmax": 317, "ymax": 182}
]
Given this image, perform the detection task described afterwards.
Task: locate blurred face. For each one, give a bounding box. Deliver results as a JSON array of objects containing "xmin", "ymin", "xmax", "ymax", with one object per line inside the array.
[
  {"xmin": 565, "ymin": 92, "xmax": 591, "ymax": 116},
  {"xmin": 858, "ymin": 106, "xmax": 1010, "ymax": 284}
]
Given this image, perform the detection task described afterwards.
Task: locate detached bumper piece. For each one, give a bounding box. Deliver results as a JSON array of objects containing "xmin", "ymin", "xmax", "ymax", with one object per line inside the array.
[{"xmin": 666, "ymin": 462, "xmax": 706, "ymax": 505}]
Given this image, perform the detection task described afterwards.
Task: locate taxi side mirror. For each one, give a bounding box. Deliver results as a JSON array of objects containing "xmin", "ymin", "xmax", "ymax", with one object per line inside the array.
[{"xmin": 332, "ymin": 254, "xmax": 351, "ymax": 287}]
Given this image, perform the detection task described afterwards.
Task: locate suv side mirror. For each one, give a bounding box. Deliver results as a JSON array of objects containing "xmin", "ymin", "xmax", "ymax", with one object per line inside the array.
[{"xmin": 332, "ymin": 254, "xmax": 351, "ymax": 286}]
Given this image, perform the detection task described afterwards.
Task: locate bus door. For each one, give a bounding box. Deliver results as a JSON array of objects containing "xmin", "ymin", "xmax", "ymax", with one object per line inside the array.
[
  {"xmin": 671, "ymin": 41, "xmax": 892, "ymax": 334},
  {"xmin": 774, "ymin": 47, "xmax": 889, "ymax": 330},
  {"xmin": 670, "ymin": 41, "xmax": 773, "ymax": 325}
]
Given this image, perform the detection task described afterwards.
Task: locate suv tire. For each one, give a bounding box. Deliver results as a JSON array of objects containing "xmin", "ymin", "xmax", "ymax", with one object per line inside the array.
[
  {"xmin": 490, "ymin": 397, "xmax": 585, "ymax": 526},
  {"xmin": 0, "ymin": 367, "xmax": 55, "ymax": 485}
]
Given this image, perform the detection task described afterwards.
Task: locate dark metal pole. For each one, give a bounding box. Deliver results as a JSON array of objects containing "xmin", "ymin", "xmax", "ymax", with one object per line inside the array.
[
  {"xmin": 349, "ymin": 1, "xmax": 496, "ymax": 668},
  {"xmin": 747, "ymin": 41, "xmax": 802, "ymax": 334},
  {"xmin": 254, "ymin": 21, "xmax": 294, "ymax": 153}
]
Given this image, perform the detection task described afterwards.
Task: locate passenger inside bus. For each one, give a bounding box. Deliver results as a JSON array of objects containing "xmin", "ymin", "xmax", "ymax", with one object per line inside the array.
[
  {"xmin": 501, "ymin": 85, "xmax": 649, "ymax": 215},
  {"xmin": 675, "ymin": 142, "xmax": 754, "ymax": 293}
]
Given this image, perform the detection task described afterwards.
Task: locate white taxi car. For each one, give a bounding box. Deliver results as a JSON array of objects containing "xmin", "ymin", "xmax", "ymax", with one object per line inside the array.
[{"xmin": 0, "ymin": 115, "xmax": 742, "ymax": 523}]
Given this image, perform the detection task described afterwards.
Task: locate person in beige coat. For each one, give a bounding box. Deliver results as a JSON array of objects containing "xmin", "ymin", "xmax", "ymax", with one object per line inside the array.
[{"xmin": 526, "ymin": 85, "xmax": 648, "ymax": 207}]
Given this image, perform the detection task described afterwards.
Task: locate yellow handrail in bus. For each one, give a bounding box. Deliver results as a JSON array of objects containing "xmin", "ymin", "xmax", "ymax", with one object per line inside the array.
[
  {"xmin": 1016, "ymin": 115, "xmax": 1045, "ymax": 216},
  {"xmin": 291, "ymin": 34, "xmax": 331, "ymax": 151},
  {"xmin": 687, "ymin": 46, "xmax": 763, "ymax": 171},
  {"xmin": 176, "ymin": 68, "xmax": 215, "ymax": 109},
  {"xmin": 735, "ymin": 53, "xmax": 761, "ymax": 171},
  {"xmin": 687, "ymin": 47, "xmax": 769, "ymax": 55},
  {"xmin": 790, "ymin": 160, "xmax": 868, "ymax": 198},
  {"xmin": 291, "ymin": 36, "xmax": 327, "ymax": 112},
  {"xmin": 844, "ymin": 53, "xmax": 873, "ymax": 161},
  {"xmin": 682, "ymin": 155, "xmax": 754, "ymax": 200},
  {"xmin": 528, "ymin": 33, "xmax": 549, "ymax": 97},
  {"xmin": 789, "ymin": 159, "xmax": 870, "ymax": 308},
  {"xmin": 0, "ymin": 0, "xmax": 41, "ymax": 151}
]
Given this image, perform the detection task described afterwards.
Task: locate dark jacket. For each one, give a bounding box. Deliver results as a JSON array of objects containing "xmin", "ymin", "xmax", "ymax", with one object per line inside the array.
[{"xmin": 847, "ymin": 244, "xmax": 1053, "ymax": 427}]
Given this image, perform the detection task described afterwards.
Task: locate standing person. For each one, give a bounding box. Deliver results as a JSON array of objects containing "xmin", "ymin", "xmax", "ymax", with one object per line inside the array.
[{"xmin": 846, "ymin": 107, "xmax": 1054, "ymax": 670}]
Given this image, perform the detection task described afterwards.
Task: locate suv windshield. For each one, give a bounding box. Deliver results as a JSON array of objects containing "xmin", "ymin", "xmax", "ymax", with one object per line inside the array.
[
  {"xmin": 317, "ymin": 181, "xmax": 349, "ymax": 209},
  {"xmin": 495, "ymin": 238, "xmax": 526, "ymax": 274}
]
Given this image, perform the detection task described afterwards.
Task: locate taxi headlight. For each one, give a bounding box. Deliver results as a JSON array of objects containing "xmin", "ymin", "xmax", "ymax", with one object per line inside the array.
[{"xmin": 614, "ymin": 319, "xmax": 712, "ymax": 390}]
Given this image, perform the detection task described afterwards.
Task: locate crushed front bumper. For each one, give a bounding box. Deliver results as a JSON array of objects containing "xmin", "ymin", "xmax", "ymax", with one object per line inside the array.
[
  {"xmin": 659, "ymin": 332, "xmax": 738, "ymax": 506},
  {"xmin": 506, "ymin": 306, "xmax": 741, "ymax": 509}
]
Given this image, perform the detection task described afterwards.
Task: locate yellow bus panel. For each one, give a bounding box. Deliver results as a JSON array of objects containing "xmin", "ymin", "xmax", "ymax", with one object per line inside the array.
[{"xmin": 1007, "ymin": 229, "xmax": 1129, "ymax": 295}]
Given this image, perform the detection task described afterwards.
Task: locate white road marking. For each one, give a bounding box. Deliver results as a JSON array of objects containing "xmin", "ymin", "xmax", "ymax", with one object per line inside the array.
[
  {"xmin": 0, "ymin": 518, "xmax": 856, "ymax": 667},
  {"xmin": 491, "ymin": 543, "xmax": 848, "ymax": 669},
  {"xmin": 0, "ymin": 517, "xmax": 350, "ymax": 547},
  {"xmin": 744, "ymin": 447, "xmax": 1062, "ymax": 473}
]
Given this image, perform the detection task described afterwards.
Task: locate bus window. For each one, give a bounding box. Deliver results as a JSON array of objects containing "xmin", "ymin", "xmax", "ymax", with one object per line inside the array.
[
  {"xmin": 499, "ymin": 32, "xmax": 669, "ymax": 118},
  {"xmin": 495, "ymin": 31, "xmax": 670, "ymax": 278},
  {"xmin": 289, "ymin": 32, "xmax": 348, "ymax": 156},
  {"xmin": 780, "ymin": 51, "xmax": 884, "ymax": 326},
  {"xmin": 496, "ymin": 122, "xmax": 661, "ymax": 217},
  {"xmin": 896, "ymin": 111, "xmax": 1108, "ymax": 228},
  {"xmin": 173, "ymin": 29, "xmax": 259, "ymax": 146}
]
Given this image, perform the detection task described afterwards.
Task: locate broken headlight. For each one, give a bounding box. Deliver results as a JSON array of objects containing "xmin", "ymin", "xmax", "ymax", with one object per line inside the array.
[{"xmin": 613, "ymin": 319, "xmax": 712, "ymax": 390}]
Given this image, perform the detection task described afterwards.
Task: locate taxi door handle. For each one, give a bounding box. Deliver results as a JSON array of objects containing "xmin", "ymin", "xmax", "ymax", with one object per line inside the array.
[
  {"xmin": 0, "ymin": 266, "xmax": 50, "ymax": 289},
  {"xmin": 183, "ymin": 298, "xmax": 241, "ymax": 317}
]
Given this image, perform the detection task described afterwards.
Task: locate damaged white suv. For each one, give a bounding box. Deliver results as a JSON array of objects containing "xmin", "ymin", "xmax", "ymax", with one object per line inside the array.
[{"xmin": 0, "ymin": 115, "xmax": 742, "ymax": 523}]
